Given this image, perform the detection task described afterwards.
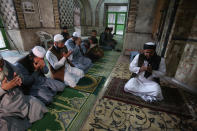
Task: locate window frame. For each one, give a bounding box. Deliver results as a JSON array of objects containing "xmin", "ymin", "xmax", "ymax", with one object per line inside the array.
[{"xmin": 106, "ymin": 11, "xmax": 127, "ymax": 36}]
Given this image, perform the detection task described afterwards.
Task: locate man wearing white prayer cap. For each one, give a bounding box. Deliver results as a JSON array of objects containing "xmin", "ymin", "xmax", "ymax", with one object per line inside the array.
[
  {"xmin": 32, "ymin": 46, "xmax": 46, "ymax": 58},
  {"xmin": 72, "ymin": 31, "xmax": 80, "ymax": 38},
  {"xmin": 46, "ymin": 34, "xmax": 84, "ymax": 87},
  {"xmin": 15, "ymin": 46, "xmax": 65, "ymax": 105},
  {"xmin": 124, "ymin": 42, "xmax": 166, "ymax": 102},
  {"xmin": 65, "ymin": 32, "xmax": 92, "ymax": 73}
]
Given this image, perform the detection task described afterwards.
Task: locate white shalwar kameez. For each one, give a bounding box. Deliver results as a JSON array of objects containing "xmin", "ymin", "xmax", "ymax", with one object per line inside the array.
[
  {"xmin": 124, "ymin": 54, "xmax": 166, "ymax": 102},
  {"xmin": 46, "ymin": 51, "xmax": 84, "ymax": 87}
]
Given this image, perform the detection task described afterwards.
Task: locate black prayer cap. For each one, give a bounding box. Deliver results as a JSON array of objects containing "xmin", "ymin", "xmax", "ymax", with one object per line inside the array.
[{"xmin": 143, "ymin": 42, "xmax": 156, "ymax": 50}]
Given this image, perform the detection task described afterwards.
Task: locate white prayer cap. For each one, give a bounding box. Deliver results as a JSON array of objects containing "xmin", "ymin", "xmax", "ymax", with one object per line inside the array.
[
  {"xmin": 72, "ymin": 32, "xmax": 80, "ymax": 37},
  {"xmin": 54, "ymin": 34, "xmax": 64, "ymax": 42},
  {"xmin": 32, "ymin": 46, "xmax": 46, "ymax": 58},
  {"xmin": 144, "ymin": 42, "xmax": 156, "ymax": 50}
]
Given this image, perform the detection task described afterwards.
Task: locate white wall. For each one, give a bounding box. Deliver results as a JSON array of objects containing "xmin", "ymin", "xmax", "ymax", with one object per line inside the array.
[{"xmin": 7, "ymin": 30, "xmax": 24, "ymax": 51}]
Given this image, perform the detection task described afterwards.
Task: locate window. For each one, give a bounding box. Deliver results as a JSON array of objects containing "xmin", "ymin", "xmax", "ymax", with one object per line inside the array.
[
  {"xmin": 0, "ymin": 19, "xmax": 9, "ymax": 50},
  {"xmin": 107, "ymin": 6, "xmax": 127, "ymax": 35},
  {"xmin": 22, "ymin": 1, "xmax": 35, "ymax": 13}
]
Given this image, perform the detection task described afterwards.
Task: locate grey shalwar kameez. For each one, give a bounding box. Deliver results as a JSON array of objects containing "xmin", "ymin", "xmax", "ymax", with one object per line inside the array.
[
  {"xmin": 65, "ymin": 38, "xmax": 92, "ymax": 73},
  {"xmin": 15, "ymin": 55, "xmax": 65, "ymax": 104},
  {"xmin": 0, "ymin": 60, "xmax": 48, "ymax": 131}
]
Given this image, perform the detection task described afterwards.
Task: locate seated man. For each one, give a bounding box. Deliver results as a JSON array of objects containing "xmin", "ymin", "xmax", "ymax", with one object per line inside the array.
[
  {"xmin": 109, "ymin": 27, "xmax": 117, "ymax": 45},
  {"xmin": 0, "ymin": 55, "xmax": 48, "ymax": 131},
  {"xmin": 15, "ymin": 46, "xmax": 65, "ymax": 105},
  {"xmin": 99, "ymin": 27, "xmax": 116, "ymax": 50},
  {"xmin": 124, "ymin": 42, "xmax": 166, "ymax": 102},
  {"xmin": 90, "ymin": 29, "xmax": 98, "ymax": 44},
  {"xmin": 46, "ymin": 34, "xmax": 84, "ymax": 88},
  {"xmin": 61, "ymin": 26, "xmax": 70, "ymax": 43},
  {"xmin": 65, "ymin": 32, "xmax": 92, "ymax": 73},
  {"xmin": 81, "ymin": 37, "xmax": 104, "ymax": 62}
]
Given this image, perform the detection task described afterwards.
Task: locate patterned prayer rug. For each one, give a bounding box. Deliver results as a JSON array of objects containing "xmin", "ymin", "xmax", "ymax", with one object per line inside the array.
[
  {"xmin": 111, "ymin": 63, "xmax": 131, "ymax": 79},
  {"xmin": 29, "ymin": 88, "xmax": 90, "ymax": 131},
  {"xmin": 73, "ymin": 75, "xmax": 104, "ymax": 93},
  {"xmin": 104, "ymin": 78, "xmax": 191, "ymax": 117},
  {"xmin": 82, "ymin": 98, "xmax": 195, "ymax": 131}
]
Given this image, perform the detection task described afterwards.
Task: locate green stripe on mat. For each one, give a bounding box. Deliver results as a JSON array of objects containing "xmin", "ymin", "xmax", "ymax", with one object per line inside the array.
[
  {"xmin": 73, "ymin": 75, "xmax": 103, "ymax": 93},
  {"xmin": 29, "ymin": 88, "xmax": 90, "ymax": 131},
  {"xmin": 68, "ymin": 77, "xmax": 106, "ymax": 131},
  {"xmin": 28, "ymin": 77, "xmax": 105, "ymax": 131}
]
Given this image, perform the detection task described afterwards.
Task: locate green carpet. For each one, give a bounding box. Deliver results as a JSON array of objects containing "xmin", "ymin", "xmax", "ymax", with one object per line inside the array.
[
  {"xmin": 29, "ymin": 88, "xmax": 90, "ymax": 131},
  {"xmin": 87, "ymin": 51, "xmax": 120, "ymax": 77},
  {"xmin": 87, "ymin": 35, "xmax": 123, "ymax": 77}
]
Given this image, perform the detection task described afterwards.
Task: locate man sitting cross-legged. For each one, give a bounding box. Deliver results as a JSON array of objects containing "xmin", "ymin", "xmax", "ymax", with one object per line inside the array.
[
  {"xmin": 46, "ymin": 34, "xmax": 84, "ymax": 88},
  {"xmin": 81, "ymin": 37, "xmax": 104, "ymax": 62},
  {"xmin": 65, "ymin": 32, "xmax": 92, "ymax": 73},
  {"xmin": 15, "ymin": 46, "xmax": 65, "ymax": 105},
  {"xmin": 90, "ymin": 30, "xmax": 98, "ymax": 44},
  {"xmin": 0, "ymin": 54, "xmax": 48, "ymax": 131},
  {"xmin": 99, "ymin": 27, "xmax": 116, "ymax": 50},
  {"xmin": 124, "ymin": 42, "xmax": 166, "ymax": 102}
]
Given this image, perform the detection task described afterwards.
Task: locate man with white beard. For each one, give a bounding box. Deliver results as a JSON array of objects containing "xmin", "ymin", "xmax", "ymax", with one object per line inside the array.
[
  {"xmin": 65, "ymin": 32, "xmax": 92, "ymax": 73},
  {"xmin": 46, "ymin": 34, "xmax": 84, "ymax": 88},
  {"xmin": 0, "ymin": 54, "xmax": 48, "ymax": 131}
]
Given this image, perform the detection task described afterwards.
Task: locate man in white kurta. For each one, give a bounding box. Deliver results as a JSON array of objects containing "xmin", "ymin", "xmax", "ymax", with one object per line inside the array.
[
  {"xmin": 46, "ymin": 34, "xmax": 84, "ymax": 88},
  {"xmin": 124, "ymin": 42, "xmax": 166, "ymax": 102}
]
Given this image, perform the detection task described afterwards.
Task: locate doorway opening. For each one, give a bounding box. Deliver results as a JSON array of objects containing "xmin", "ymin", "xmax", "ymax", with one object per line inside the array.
[{"xmin": 106, "ymin": 6, "xmax": 127, "ymax": 35}]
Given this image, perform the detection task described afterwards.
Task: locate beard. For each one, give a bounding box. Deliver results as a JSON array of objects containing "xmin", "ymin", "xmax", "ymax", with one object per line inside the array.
[
  {"xmin": 0, "ymin": 65, "xmax": 8, "ymax": 81},
  {"xmin": 55, "ymin": 46, "xmax": 64, "ymax": 53}
]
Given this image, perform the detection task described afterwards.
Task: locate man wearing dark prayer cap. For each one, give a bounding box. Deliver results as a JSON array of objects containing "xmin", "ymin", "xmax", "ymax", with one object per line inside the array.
[{"xmin": 124, "ymin": 42, "xmax": 166, "ymax": 102}]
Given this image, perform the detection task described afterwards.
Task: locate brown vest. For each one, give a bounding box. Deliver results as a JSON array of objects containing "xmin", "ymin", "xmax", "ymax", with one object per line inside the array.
[{"xmin": 48, "ymin": 46, "xmax": 68, "ymax": 81}]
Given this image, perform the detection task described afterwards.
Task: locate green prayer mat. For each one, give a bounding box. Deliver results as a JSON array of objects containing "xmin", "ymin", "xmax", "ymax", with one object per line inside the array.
[
  {"xmin": 87, "ymin": 51, "xmax": 120, "ymax": 77},
  {"xmin": 73, "ymin": 75, "xmax": 103, "ymax": 93},
  {"xmin": 29, "ymin": 88, "xmax": 90, "ymax": 131}
]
